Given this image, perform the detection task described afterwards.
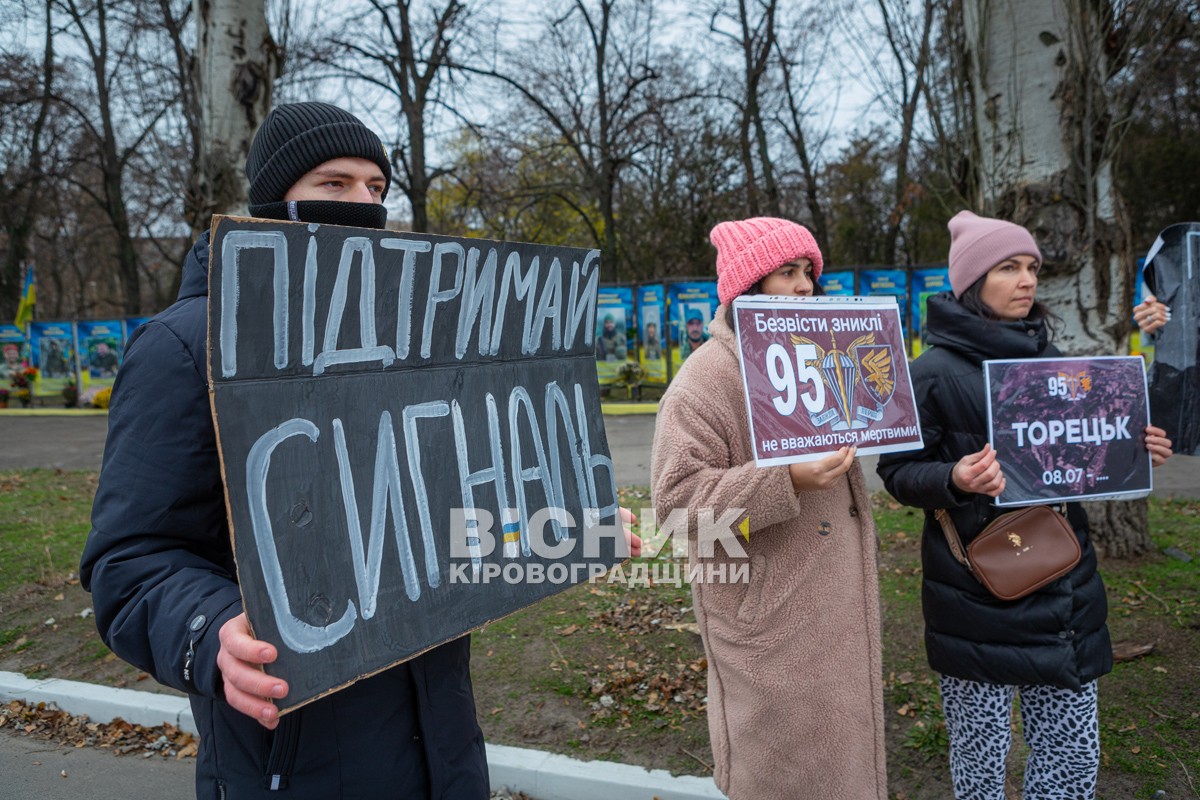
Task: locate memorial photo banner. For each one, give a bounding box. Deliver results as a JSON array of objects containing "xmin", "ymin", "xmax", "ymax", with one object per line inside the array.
[
  {"xmin": 207, "ymin": 216, "xmax": 625, "ymax": 712},
  {"xmin": 861, "ymin": 268, "xmax": 909, "ymax": 340},
  {"xmin": 595, "ymin": 285, "xmax": 633, "ymax": 385},
  {"xmin": 668, "ymin": 280, "xmax": 718, "ymax": 368},
  {"xmin": 77, "ymin": 319, "xmax": 123, "ymax": 389},
  {"xmin": 638, "ymin": 284, "xmax": 667, "ymax": 384},
  {"xmin": 0, "ymin": 324, "xmax": 26, "ymax": 384},
  {"xmin": 984, "ymin": 356, "xmax": 1152, "ymax": 507},
  {"xmin": 732, "ymin": 295, "xmax": 923, "ymax": 466},
  {"xmin": 910, "ymin": 267, "xmax": 949, "ymax": 357},
  {"xmin": 817, "ymin": 270, "xmax": 856, "ymax": 297},
  {"xmin": 28, "ymin": 321, "xmax": 77, "ymax": 397}
]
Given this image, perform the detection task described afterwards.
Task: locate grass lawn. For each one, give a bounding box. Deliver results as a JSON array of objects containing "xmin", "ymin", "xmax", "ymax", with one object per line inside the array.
[{"xmin": 1, "ymin": 469, "xmax": 1196, "ymax": 798}]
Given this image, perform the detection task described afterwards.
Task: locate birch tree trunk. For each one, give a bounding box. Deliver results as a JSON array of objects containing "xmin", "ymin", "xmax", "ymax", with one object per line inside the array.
[
  {"xmin": 194, "ymin": 0, "xmax": 279, "ymax": 226},
  {"xmin": 963, "ymin": 0, "xmax": 1147, "ymax": 556}
]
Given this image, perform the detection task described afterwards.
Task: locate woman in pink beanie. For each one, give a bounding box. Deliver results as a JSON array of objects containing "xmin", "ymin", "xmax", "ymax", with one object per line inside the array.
[
  {"xmin": 878, "ymin": 210, "xmax": 1173, "ymax": 798},
  {"xmin": 651, "ymin": 218, "xmax": 888, "ymax": 799}
]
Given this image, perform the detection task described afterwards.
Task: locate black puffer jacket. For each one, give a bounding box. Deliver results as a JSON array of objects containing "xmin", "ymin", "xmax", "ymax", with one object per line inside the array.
[
  {"xmin": 877, "ymin": 293, "xmax": 1111, "ymax": 690},
  {"xmin": 80, "ymin": 233, "xmax": 489, "ymax": 799}
]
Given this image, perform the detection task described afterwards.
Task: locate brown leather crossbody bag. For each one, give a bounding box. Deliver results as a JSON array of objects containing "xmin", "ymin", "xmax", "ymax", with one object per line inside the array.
[{"xmin": 933, "ymin": 505, "xmax": 1081, "ymax": 601}]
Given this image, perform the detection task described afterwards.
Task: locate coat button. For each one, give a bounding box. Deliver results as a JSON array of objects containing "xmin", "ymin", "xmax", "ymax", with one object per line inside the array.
[
  {"xmin": 849, "ymin": 506, "xmax": 859, "ymax": 517},
  {"xmin": 1027, "ymin": 329, "xmax": 1037, "ymax": 337},
  {"xmin": 190, "ymin": 615, "xmax": 206, "ymax": 632},
  {"xmin": 818, "ymin": 521, "xmax": 832, "ymax": 536}
]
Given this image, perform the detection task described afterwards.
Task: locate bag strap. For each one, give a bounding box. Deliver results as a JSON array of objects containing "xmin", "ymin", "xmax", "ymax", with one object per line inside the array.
[
  {"xmin": 934, "ymin": 508, "xmax": 972, "ymax": 570},
  {"xmin": 935, "ymin": 503, "xmax": 1069, "ymax": 571}
]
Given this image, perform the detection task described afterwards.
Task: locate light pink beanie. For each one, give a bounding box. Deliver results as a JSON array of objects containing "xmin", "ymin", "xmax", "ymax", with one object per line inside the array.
[
  {"xmin": 947, "ymin": 211, "xmax": 1042, "ymax": 296},
  {"xmin": 711, "ymin": 217, "xmax": 824, "ymax": 305}
]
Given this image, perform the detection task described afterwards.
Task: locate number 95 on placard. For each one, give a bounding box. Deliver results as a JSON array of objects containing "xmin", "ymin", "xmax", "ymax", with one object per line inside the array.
[{"xmin": 765, "ymin": 343, "xmax": 825, "ymax": 416}]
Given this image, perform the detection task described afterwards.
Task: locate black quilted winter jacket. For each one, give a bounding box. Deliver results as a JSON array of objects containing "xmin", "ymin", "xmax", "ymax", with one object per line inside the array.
[
  {"xmin": 877, "ymin": 292, "xmax": 1112, "ymax": 691},
  {"xmin": 80, "ymin": 232, "xmax": 488, "ymax": 799}
]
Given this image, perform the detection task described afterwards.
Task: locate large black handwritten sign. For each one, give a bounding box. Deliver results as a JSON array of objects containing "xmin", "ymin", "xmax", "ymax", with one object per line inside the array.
[{"xmin": 207, "ymin": 216, "xmax": 623, "ymax": 712}]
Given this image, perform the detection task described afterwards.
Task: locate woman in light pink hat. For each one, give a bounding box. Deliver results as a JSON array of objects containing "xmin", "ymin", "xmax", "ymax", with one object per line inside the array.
[
  {"xmin": 877, "ymin": 211, "xmax": 1174, "ymax": 799},
  {"xmin": 651, "ymin": 218, "xmax": 887, "ymax": 800}
]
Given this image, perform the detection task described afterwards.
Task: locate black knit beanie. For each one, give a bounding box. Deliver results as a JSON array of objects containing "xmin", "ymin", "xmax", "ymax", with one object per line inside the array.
[{"xmin": 245, "ymin": 102, "xmax": 392, "ymax": 209}]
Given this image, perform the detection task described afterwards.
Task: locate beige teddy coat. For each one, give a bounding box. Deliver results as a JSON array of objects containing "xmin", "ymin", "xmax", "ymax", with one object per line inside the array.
[{"xmin": 651, "ymin": 309, "xmax": 887, "ymax": 800}]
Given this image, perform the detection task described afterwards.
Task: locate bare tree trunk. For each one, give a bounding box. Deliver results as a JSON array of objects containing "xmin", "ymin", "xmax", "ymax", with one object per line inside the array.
[
  {"xmin": 591, "ymin": 0, "xmax": 623, "ymax": 282},
  {"xmin": 328, "ymin": 0, "xmax": 464, "ymax": 234},
  {"xmin": 719, "ymin": 0, "xmax": 780, "ymax": 217},
  {"xmin": 63, "ymin": 0, "xmax": 143, "ymax": 315},
  {"xmin": 777, "ymin": 53, "xmax": 828, "ymax": 248},
  {"xmin": 55, "ymin": 0, "xmax": 185, "ymax": 315},
  {"xmin": 0, "ymin": 3, "xmax": 54, "ymax": 320},
  {"xmin": 105, "ymin": 167, "xmax": 141, "ymax": 314},
  {"xmin": 384, "ymin": 0, "xmax": 460, "ymax": 234},
  {"xmin": 920, "ymin": 0, "xmax": 984, "ymax": 211},
  {"xmin": 195, "ymin": 0, "xmax": 279, "ymax": 225},
  {"xmin": 1081, "ymin": 498, "xmax": 1148, "ymax": 558},
  {"xmin": 963, "ymin": 0, "xmax": 1145, "ymax": 554},
  {"xmin": 878, "ymin": 0, "xmax": 935, "ymax": 266},
  {"xmin": 772, "ymin": 5, "xmax": 830, "ymax": 247},
  {"xmin": 964, "ymin": 0, "xmax": 1132, "ymax": 354}
]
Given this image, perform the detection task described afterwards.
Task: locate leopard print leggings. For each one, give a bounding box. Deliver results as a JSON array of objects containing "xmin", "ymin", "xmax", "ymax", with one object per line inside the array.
[{"xmin": 940, "ymin": 675, "xmax": 1100, "ymax": 799}]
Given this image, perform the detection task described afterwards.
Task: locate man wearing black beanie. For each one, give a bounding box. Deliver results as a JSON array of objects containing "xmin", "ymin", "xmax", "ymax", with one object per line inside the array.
[
  {"xmin": 245, "ymin": 101, "xmax": 393, "ymax": 229},
  {"xmin": 81, "ymin": 103, "xmax": 490, "ymax": 798}
]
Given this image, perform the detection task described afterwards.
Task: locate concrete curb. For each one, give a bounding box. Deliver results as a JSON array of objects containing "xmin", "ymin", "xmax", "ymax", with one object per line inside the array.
[
  {"xmin": 0, "ymin": 671, "xmax": 194, "ymax": 732},
  {"xmin": 488, "ymin": 743, "xmax": 725, "ymax": 800},
  {"xmin": 599, "ymin": 402, "xmax": 658, "ymax": 415},
  {"xmin": 0, "ymin": 671, "xmax": 724, "ymax": 800}
]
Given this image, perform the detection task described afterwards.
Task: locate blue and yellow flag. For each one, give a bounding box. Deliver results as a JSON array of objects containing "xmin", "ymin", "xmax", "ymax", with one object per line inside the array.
[{"xmin": 14, "ymin": 263, "xmax": 35, "ymax": 330}]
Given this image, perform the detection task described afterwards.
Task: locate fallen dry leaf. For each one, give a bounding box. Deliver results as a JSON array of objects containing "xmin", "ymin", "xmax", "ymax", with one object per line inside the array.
[{"xmin": 1, "ymin": 699, "xmax": 197, "ymax": 759}]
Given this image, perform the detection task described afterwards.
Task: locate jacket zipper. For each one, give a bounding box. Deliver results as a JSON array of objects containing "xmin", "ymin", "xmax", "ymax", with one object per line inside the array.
[{"xmin": 262, "ymin": 712, "xmax": 302, "ymax": 791}]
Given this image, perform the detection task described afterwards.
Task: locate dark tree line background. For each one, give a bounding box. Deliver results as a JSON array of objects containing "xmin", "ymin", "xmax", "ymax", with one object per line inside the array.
[{"xmin": 0, "ymin": 0, "xmax": 1196, "ymax": 321}]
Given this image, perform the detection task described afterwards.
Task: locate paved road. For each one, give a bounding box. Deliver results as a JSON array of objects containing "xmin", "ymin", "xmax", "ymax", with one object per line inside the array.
[
  {"xmin": 0, "ymin": 729, "xmax": 194, "ymax": 799},
  {"xmin": 2, "ymin": 411, "xmax": 1197, "ymax": 497},
  {"xmin": 0, "ymin": 415, "xmax": 110, "ymax": 471}
]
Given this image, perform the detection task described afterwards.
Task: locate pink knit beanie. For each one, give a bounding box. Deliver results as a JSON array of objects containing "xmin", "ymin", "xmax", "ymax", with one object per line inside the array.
[
  {"xmin": 947, "ymin": 211, "xmax": 1042, "ymax": 297},
  {"xmin": 711, "ymin": 217, "xmax": 824, "ymax": 305}
]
